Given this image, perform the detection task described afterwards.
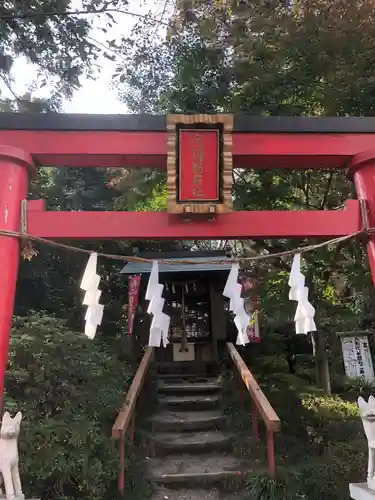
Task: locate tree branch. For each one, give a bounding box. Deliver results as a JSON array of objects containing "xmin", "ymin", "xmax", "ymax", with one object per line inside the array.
[
  {"xmin": 0, "ymin": 74, "xmax": 19, "ymax": 101},
  {"xmin": 320, "ymin": 172, "xmax": 334, "ymax": 210},
  {"xmin": 0, "ymin": 8, "xmax": 170, "ymax": 26}
]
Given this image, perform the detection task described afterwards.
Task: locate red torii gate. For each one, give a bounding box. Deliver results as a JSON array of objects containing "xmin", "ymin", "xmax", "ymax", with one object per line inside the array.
[{"xmin": 0, "ymin": 112, "xmax": 375, "ymax": 406}]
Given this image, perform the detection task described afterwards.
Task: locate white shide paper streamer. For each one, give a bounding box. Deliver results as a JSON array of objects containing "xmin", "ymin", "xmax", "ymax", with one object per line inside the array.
[
  {"xmin": 80, "ymin": 253, "xmax": 104, "ymax": 339},
  {"xmin": 145, "ymin": 261, "xmax": 170, "ymax": 347},
  {"xmin": 223, "ymin": 263, "xmax": 251, "ymax": 346},
  {"xmin": 288, "ymin": 254, "xmax": 316, "ymax": 335}
]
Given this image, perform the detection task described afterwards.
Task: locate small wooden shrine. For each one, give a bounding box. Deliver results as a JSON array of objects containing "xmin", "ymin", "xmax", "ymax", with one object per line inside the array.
[{"xmin": 120, "ymin": 251, "xmax": 233, "ymax": 372}]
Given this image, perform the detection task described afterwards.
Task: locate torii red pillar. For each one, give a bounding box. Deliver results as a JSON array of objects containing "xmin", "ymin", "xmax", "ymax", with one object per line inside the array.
[
  {"xmin": 0, "ymin": 146, "xmax": 34, "ymax": 410},
  {"xmin": 349, "ymin": 150, "xmax": 375, "ymax": 287}
]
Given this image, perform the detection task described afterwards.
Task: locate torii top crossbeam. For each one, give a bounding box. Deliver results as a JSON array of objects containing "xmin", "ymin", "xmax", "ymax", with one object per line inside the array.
[
  {"xmin": 0, "ymin": 112, "xmax": 374, "ymax": 240},
  {"xmin": 3, "ymin": 113, "xmax": 375, "ymax": 169},
  {"xmin": 1, "ymin": 111, "xmax": 375, "ymax": 406}
]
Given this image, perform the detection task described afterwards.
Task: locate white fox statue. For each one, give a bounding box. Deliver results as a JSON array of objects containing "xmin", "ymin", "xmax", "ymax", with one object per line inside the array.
[
  {"xmin": 0, "ymin": 411, "xmax": 24, "ymax": 500},
  {"xmin": 358, "ymin": 395, "xmax": 375, "ymax": 491}
]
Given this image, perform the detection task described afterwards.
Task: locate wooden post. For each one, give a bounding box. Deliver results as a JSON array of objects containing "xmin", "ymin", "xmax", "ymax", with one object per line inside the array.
[
  {"xmin": 129, "ymin": 412, "xmax": 136, "ymax": 443},
  {"xmin": 252, "ymin": 401, "xmax": 260, "ymax": 441},
  {"xmin": 118, "ymin": 434, "xmax": 125, "ymax": 495},
  {"xmin": 311, "ymin": 331, "xmax": 331, "ymax": 395},
  {"xmin": 238, "ymin": 374, "xmax": 244, "ymax": 408},
  {"xmin": 209, "ymin": 284, "xmax": 219, "ymax": 366},
  {"xmin": 266, "ymin": 429, "xmax": 275, "ymax": 476}
]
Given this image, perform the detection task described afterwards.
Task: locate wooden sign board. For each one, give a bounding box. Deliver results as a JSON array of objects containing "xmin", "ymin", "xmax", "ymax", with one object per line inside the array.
[{"xmin": 167, "ymin": 114, "xmax": 233, "ymax": 214}]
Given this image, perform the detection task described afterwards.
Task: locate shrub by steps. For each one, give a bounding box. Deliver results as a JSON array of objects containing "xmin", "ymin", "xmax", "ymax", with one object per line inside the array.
[{"xmin": 222, "ymin": 354, "xmax": 367, "ymax": 500}]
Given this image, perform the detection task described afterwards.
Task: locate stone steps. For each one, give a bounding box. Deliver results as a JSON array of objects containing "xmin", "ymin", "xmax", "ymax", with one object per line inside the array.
[
  {"xmin": 150, "ymin": 487, "xmax": 245, "ymax": 500},
  {"xmin": 149, "ymin": 430, "xmax": 233, "ymax": 455},
  {"xmin": 158, "ymin": 380, "xmax": 222, "ymax": 395},
  {"xmin": 146, "ymin": 371, "xmax": 247, "ymax": 500},
  {"xmin": 156, "ymin": 362, "xmax": 218, "ymax": 377},
  {"xmin": 158, "ymin": 394, "xmax": 222, "ymax": 411},
  {"xmin": 147, "ymin": 453, "xmax": 247, "ymax": 486},
  {"xmin": 158, "ymin": 374, "xmax": 219, "ymax": 383},
  {"xmin": 158, "ymin": 374, "xmax": 219, "ymax": 382},
  {"xmin": 150, "ymin": 409, "xmax": 225, "ymax": 432}
]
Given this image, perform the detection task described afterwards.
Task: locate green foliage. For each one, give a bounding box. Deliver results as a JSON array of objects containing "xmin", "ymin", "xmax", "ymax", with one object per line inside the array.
[
  {"xmin": 134, "ymin": 183, "xmax": 167, "ymax": 211},
  {"xmin": 225, "ymin": 349, "xmax": 367, "ymax": 500},
  {"xmin": 0, "ymin": 1, "xmax": 129, "ymax": 109},
  {"xmin": 332, "ymin": 376, "xmax": 375, "ymax": 403},
  {"xmin": 302, "ymin": 394, "xmax": 358, "ymax": 419},
  {"xmin": 253, "ymin": 355, "xmax": 289, "ymax": 374},
  {"xmin": 111, "ymin": 169, "xmax": 167, "ymax": 212},
  {"xmin": 4, "ymin": 313, "xmax": 135, "ymax": 500},
  {"xmin": 16, "ymin": 167, "xmax": 130, "ymax": 335},
  {"xmin": 116, "ymin": 1, "xmax": 375, "ymax": 346},
  {"xmin": 245, "ymin": 470, "xmax": 303, "ymax": 500},
  {"xmin": 44, "ymin": 167, "xmax": 116, "ymax": 211},
  {"xmin": 245, "ymin": 441, "xmax": 367, "ymax": 500}
]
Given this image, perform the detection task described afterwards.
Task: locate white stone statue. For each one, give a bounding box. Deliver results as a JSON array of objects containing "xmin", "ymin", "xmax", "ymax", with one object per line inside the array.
[
  {"xmin": 358, "ymin": 396, "xmax": 375, "ymax": 491},
  {"xmin": 0, "ymin": 411, "xmax": 24, "ymax": 500}
]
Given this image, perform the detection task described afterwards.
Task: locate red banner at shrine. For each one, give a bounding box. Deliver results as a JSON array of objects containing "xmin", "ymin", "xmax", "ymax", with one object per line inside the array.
[
  {"xmin": 179, "ymin": 129, "xmax": 219, "ymax": 202},
  {"xmin": 128, "ymin": 275, "xmax": 141, "ymax": 336}
]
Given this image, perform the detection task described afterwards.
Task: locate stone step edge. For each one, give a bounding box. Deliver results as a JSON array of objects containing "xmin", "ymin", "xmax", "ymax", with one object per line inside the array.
[
  {"xmin": 150, "ymin": 424, "xmax": 225, "ymax": 434},
  {"xmin": 149, "ymin": 469, "xmax": 246, "ymax": 485},
  {"xmin": 157, "ymin": 374, "xmax": 220, "ymax": 380},
  {"xmin": 159, "ymin": 395, "xmax": 222, "ymax": 402},
  {"xmin": 148, "ymin": 431, "xmax": 233, "ymax": 442},
  {"xmin": 158, "ymin": 386, "xmax": 222, "ymax": 394},
  {"xmin": 147, "ymin": 433, "xmax": 233, "ymax": 453},
  {"xmin": 150, "ymin": 488, "xmax": 246, "ymax": 500},
  {"xmin": 150, "ymin": 413, "xmax": 225, "ymax": 425}
]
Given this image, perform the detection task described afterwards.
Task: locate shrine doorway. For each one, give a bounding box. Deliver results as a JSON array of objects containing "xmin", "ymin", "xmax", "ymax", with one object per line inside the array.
[{"xmin": 120, "ymin": 251, "xmax": 232, "ymax": 373}]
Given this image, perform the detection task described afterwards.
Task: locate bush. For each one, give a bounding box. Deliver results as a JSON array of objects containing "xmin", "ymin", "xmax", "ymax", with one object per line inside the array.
[
  {"xmin": 4, "ymin": 313, "xmax": 136, "ymax": 500},
  {"xmin": 252, "ymin": 355, "xmax": 290, "ymax": 375},
  {"xmin": 298, "ymin": 441, "xmax": 367, "ymax": 500},
  {"xmin": 228, "ymin": 361, "xmax": 367, "ymax": 499},
  {"xmin": 245, "ymin": 440, "xmax": 367, "ymax": 500},
  {"xmin": 245, "ymin": 469, "xmax": 304, "ymax": 500},
  {"xmin": 333, "ymin": 376, "xmax": 375, "ymax": 402}
]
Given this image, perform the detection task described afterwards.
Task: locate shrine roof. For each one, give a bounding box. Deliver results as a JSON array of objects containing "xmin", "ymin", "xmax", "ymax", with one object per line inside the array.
[
  {"xmin": 120, "ymin": 251, "xmax": 232, "ymax": 274},
  {"xmin": 2, "ymin": 112, "xmax": 375, "ymax": 132}
]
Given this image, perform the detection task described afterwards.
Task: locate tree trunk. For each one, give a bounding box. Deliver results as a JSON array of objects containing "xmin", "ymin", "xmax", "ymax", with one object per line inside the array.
[{"xmin": 311, "ymin": 331, "xmax": 331, "ymax": 395}]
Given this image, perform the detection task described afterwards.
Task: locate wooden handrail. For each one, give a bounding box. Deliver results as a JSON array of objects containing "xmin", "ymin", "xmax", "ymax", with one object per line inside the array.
[
  {"xmin": 112, "ymin": 346, "xmax": 154, "ymax": 439},
  {"xmin": 226, "ymin": 342, "xmax": 280, "ymax": 431},
  {"xmin": 112, "ymin": 346, "xmax": 154, "ymax": 495},
  {"xmin": 226, "ymin": 342, "xmax": 280, "ymax": 476}
]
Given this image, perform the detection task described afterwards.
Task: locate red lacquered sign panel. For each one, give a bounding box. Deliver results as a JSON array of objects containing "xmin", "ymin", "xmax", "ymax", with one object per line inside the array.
[{"xmin": 179, "ymin": 129, "xmax": 219, "ymax": 202}]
